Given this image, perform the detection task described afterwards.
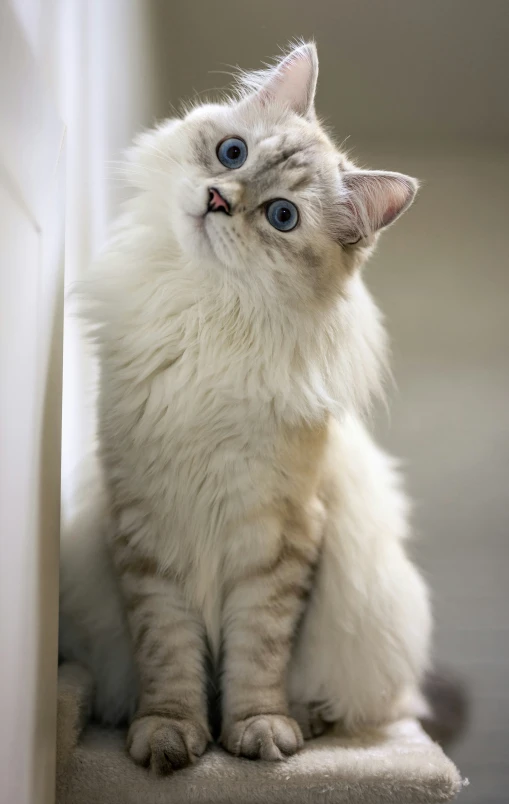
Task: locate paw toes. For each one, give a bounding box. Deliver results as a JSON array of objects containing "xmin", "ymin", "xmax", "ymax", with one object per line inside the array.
[
  {"xmin": 224, "ymin": 714, "xmax": 303, "ymax": 761},
  {"xmin": 128, "ymin": 715, "xmax": 209, "ymax": 774}
]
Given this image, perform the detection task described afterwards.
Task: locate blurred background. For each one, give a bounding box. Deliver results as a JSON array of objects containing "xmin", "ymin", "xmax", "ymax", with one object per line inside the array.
[{"xmin": 1, "ymin": 2, "xmax": 507, "ymax": 802}]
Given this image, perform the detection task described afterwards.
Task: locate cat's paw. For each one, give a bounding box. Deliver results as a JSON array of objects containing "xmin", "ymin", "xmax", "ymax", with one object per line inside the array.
[
  {"xmin": 222, "ymin": 714, "xmax": 303, "ymax": 760},
  {"xmin": 127, "ymin": 715, "xmax": 209, "ymax": 774},
  {"xmin": 289, "ymin": 702, "xmax": 329, "ymax": 740}
]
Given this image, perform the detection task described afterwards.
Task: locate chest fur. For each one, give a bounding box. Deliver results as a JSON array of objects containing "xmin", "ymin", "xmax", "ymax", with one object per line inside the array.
[{"xmin": 102, "ymin": 352, "xmax": 327, "ymax": 594}]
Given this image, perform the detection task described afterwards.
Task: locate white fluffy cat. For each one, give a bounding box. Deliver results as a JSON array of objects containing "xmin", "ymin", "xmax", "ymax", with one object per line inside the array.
[{"xmin": 59, "ymin": 43, "xmax": 431, "ymax": 773}]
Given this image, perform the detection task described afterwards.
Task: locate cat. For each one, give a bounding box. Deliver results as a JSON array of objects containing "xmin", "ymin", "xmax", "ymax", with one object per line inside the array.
[{"xmin": 59, "ymin": 42, "xmax": 432, "ymax": 774}]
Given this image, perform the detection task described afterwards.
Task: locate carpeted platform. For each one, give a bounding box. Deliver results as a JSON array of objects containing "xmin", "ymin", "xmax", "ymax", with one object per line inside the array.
[{"xmin": 56, "ymin": 663, "xmax": 465, "ymax": 804}]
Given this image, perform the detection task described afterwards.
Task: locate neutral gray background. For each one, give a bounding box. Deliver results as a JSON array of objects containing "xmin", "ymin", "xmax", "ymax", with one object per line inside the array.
[{"xmin": 142, "ymin": 3, "xmax": 509, "ymax": 800}]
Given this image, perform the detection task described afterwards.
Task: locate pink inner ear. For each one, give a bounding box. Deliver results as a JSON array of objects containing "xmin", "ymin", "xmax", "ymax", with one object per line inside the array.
[
  {"xmin": 382, "ymin": 200, "xmax": 402, "ymax": 228},
  {"xmin": 381, "ymin": 180, "xmax": 413, "ymax": 227},
  {"xmin": 274, "ymin": 52, "xmax": 313, "ymax": 105},
  {"xmin": 364, "ymin": 175, "xmax": 415, "ymax": 231},
  {"xmin": 340, "ymin": 171, "xmax": 418, "ymax": 243},
  {"xmin": 251, "ymin": 44, "xmax": 318, "ymax": 117}
]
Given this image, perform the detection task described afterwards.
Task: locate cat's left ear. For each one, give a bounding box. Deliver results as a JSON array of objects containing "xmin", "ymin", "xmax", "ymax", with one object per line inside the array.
[
  {"xmin": 246, "ymin": 43, "xmax": 318, "ymax": 119},
  {"xmin": 336, "ymin": 170, "xmax": 419, "ymax": 245}
]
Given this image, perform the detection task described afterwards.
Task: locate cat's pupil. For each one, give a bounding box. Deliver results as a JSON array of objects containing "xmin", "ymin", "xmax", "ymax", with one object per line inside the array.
[
  {"xmin": 277, "ymin": 207, "xmax": 291, "ymax": 223},
  {"xmin": 227, "ymin": 145, "xmax": 241, "ymax": 160}
]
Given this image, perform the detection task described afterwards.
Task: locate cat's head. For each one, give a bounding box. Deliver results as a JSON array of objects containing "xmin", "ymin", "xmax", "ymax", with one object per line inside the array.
[{"xmin": 129, "ymin": 43, "xmax": 417, "ymax": 309}]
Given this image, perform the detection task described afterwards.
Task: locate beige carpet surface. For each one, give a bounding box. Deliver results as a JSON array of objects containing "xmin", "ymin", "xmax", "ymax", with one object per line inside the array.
[{"xmin": 56, "ymin": 663, "xmax": 465, "ymax": 804}]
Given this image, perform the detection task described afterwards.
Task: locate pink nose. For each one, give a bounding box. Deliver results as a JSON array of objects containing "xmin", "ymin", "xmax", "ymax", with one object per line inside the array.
[{"xmin": 207, "ymin": 187, "xmax": 230, "ymax": 214}]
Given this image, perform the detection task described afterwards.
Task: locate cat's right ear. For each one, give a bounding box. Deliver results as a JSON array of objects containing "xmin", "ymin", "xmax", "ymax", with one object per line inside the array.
[
  {"xmin": 241, "ymin": 43, "xmax": 318, "ymax": 119},
  {"xmin": 335, "ymin": 170, "xmax": 419, "ymax": 245}
]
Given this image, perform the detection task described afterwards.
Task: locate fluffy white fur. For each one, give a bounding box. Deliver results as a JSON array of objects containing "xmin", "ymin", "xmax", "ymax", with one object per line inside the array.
[
  {"xmin": 288, "ymin": 414, "xmax": 430, "ymax": 727},
  {"xmin": 60, "ymin": 42, "xmax": 431, "ymax": 739}
]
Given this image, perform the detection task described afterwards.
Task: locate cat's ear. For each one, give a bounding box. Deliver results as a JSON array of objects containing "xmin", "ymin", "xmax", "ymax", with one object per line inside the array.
[
  {"xmin": 336, "ymin": 171, "xmax": 419, "ymax": 245},
  {"xmin": 244, "ymin": 43, "xmax": 318, "ymax": 119}
]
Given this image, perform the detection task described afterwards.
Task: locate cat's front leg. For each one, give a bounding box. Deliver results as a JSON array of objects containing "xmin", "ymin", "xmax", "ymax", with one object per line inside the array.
[
  {"xmin": 113, "ymin": 537, "xmax": 210, "ymax": 774},
  {"xmin": 220, "ymin": 530, "xmax": 315, "ymax": 761}
]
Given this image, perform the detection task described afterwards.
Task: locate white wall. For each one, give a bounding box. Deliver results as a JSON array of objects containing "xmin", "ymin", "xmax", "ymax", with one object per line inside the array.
[
  {"xmin": 0, "ymin": 3, "xmax": 165, "ymax": 802},
  {"xmin": 0, "ymin": 3, "xmax": 65, "ymax": 803},
  {"xmin": 60, "ymin": 0, "xmax": 163, "ymax": 512}
]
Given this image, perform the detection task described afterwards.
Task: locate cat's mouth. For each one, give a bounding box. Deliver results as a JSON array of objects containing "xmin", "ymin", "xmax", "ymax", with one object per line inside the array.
[
  {"xmin": 184, "ymin": 189, "xmax": 238, "ymax": 266},
  {"xmin": 202, "ymin": 213, "xmax": 241, "ymax": 267},
  {"xmin": 186, "ymin": 209, "xmax": 222, "ymax": 264},
  {"xmin": 203, "ymin": 215, "xmax": 228, "ymax": 263}
]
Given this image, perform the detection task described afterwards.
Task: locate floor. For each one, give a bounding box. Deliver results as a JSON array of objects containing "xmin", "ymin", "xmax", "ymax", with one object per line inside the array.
[{"xmin": 360, "ymin": 143, "xmax": 509, "ymax": 803}]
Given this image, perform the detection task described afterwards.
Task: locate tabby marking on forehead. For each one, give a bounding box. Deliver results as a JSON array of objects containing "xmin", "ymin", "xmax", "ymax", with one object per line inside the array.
[{"xmin": 194, "ymin": 129, "xmax": 213, "ymax": 170}]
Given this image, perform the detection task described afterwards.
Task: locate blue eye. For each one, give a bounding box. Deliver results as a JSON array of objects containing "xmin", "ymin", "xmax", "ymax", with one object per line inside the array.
[
  {"xmin": 216, "ymin": 137, "xmax": 247, "ymax": 169},
  {"xmin": 266, "ymin": 199, "xmax": 299, "ymax": 232}
]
